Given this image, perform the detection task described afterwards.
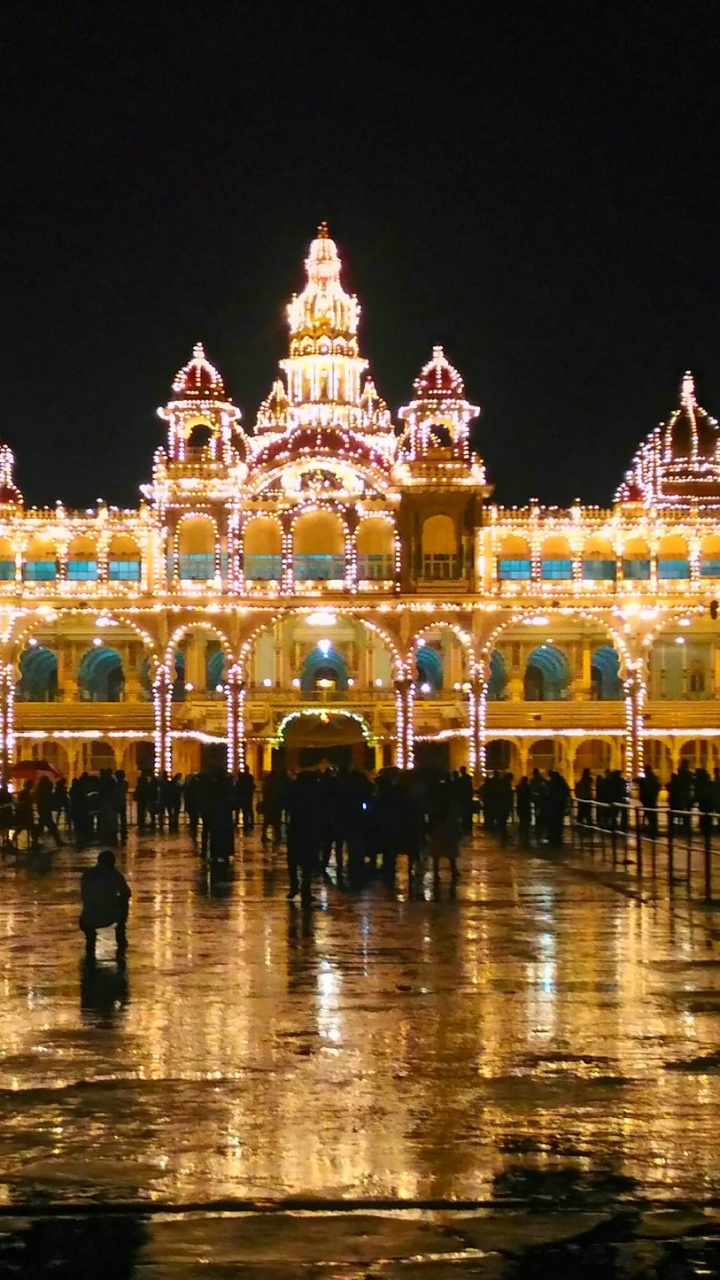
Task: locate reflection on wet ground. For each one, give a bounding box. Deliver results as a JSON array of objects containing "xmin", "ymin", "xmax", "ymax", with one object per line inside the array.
[{"xmin": 3, "ymin": 828, "xmax": 720, "ymax": 1272}]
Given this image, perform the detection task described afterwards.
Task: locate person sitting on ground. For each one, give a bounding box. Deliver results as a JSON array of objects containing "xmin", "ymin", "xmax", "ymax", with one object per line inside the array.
[{"xmin": 79, "ymin": 849, "xmax": 131, "ymax": 960}]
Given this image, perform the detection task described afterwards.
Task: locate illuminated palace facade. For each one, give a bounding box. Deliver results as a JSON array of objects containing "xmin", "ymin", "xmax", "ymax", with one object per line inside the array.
[{"xmin": 2, "ymin": 225, "xmax": 720, "ymax": 784}]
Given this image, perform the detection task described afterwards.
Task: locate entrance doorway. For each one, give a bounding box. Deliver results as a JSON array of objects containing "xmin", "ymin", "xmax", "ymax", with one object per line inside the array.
[{"xmin": 281, "ymin": 713, "xmax": 370, "ymax": 773}]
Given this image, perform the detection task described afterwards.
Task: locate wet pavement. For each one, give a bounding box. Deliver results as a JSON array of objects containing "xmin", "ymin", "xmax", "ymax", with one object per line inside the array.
[{"xmin": 3, "ymin": 827, "xmax": 720, "ymax": 1274}]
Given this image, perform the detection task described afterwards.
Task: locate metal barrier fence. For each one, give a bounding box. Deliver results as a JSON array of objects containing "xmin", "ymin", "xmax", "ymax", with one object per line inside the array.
[{"xmin": 568, "ymin": 798, "xmax": 717, "ymax": 901}]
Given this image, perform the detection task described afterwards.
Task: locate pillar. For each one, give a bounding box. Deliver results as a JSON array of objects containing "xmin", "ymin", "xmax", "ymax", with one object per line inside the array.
[
  {"xmin": 393, "ymin": 676, "xmax": 414, "ymax": 769},
  {"xmin": 0, "ymin": 663, "xmax": 14, "ymax": 780},
  {"xmin": 281, "ymin": 514, "xmax": 294, "ymax": 594},
  {"xmin": 225, "ymin": 668, "xmax": 245, "ymax": 774},
  {"xmin": 468, "ymin": 673, "xmax": 484, "ymax": 782},
  {"xmin": 153, "ymin": 665, "xmax": 172, "ymax": 775},
  {"xmin": 623, "ymin": 666, "xmax": 645, "ymax": 780}
]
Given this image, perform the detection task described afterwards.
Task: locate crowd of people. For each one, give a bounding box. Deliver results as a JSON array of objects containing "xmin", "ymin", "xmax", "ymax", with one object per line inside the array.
[{"xmin": 4, "ymin": 755, "xmax": 720, "ymax": 960}]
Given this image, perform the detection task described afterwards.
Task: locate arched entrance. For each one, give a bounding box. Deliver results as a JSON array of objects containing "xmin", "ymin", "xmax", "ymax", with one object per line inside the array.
[{"xmin": 278, "ymin": 710, "xmax": 372, "ymax": 773}]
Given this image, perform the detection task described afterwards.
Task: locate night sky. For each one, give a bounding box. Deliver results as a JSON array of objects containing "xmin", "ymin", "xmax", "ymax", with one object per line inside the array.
[{"xmin": 2, "ymin": 2, "xmax": 719, "ymax": 511}]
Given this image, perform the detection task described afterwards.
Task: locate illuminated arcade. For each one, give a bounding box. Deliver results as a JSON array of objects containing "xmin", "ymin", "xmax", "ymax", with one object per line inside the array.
[{"xmin": 1, "ymin": 226, "xmax": 719, "ymax": 784}]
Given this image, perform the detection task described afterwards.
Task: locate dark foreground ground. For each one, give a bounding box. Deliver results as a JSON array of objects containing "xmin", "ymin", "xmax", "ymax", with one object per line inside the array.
[{"xmin": 2, "ymin": 824, "xmax": 720, "ymax": 1275}]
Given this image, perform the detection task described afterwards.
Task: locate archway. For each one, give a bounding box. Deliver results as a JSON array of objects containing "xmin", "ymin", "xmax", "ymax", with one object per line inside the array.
[
  {"xmin": 293, "ymin": 510, "xmax": 345, "ymax": 582},
  {"xmin": 78, "ymin": 647, "xmax": 125, "ymax": 702},
  {"xmin": 0, "ymin": 536, "xmax": 14, "ymax": 582},
  {"xmin": 658, "ymin": 534, "xmax": 690, "ymax": 581},
  {"xmin": 24, "ymin": 535, "xmax": 58, "ymax": 582},
  {"xmin": 497, "ymin": 535, "xmax": 531, "ymax": 581},
  {"xmin": 415, "ymin": 644, "xmax": 443, "ymax": 692},
  {"xmin": 108, "ymin": 534, "xmax": 141, "ymax": 582},
  {"xmin": 582, "ymin": 536, "xmax": 616, "ymax": 582},
  {"xmin": 540, "ymin": 536, "xmax": 572, "ymax": 581},
  {"xmin": 300, "ymin": 643, "xmax": 349, "ymax": 691},
  {"xmin": 700, "ymin": 534, "xmax": 720, "ymax": 580},
  {"xmin": 487, "ymin": 649, "xmax": 507, "ymax": 700},
  {"xmin": 357, "ymin": 517, "xmax": 394, "ymax": 581},
  {"xmin": 485, "ymin": 738, "xmax": 521, "ymax": 776},
  {"xmin": 573, "ymin": 737, "xmax": 614, "ymax": 779},
  {"xmin": 178, "ymin": 515, "xmax": 217, "ymax": 581},
  {"xmin": 16, "ymin": 645, "xmax": 58, "ymax": 701},
  {"xmin": 623, "ymin": 536, "xmax": 650, "ymax": 581},
  {"xmin": 15, "ymin": 739, "xmax": 70, "ymax": 776},
  {"xmin": 421, "ymin": 514, "xmax": 458, "ymax": 579},
  {"xmin": 206, "ymin": 646, "xmax": 226, "ymax": 691},
  {"xmin": 527, "ymin": 738, "xmax": 558, "ymax": 774},
  {"xmin": 524, "ymin": 645, "xmax": 570, "ymax": 701},
  {"xmin": 591, "ymin": 645, "xmax": 622, "ymax": 700},
  {"xmin": 280, "ymin": 710, "xmax": 370, "ymax": 772},
  {"xmin": 67, "ymin": 535, "xmax": 98, "ymax": 582},
  {"xmin": 243, "ymin": 517, "xmax": 282, "ymax": 581}
]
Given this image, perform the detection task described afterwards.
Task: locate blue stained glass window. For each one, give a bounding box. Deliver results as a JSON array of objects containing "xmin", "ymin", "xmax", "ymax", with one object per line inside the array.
[
  {"xmin": 583, "ymin": 559, "xmax": 616, "ymax": 581},
  {"xmin": 25, "ymin": 561, "xmax": 57, "ymax": 582},
  {"xmin": 109, "ymin": 559, "xmax": 141, "ymax": 581},
  {"xmin": 701, "ymin": 560, "xmax": 720, "ymax": 577},
  {"xmin": 623, "ymin": 559, "xmax": 651, "ymax": 580},
  {"xmin": 541, "ymin": 559, "xmax": 573, "ymax": 580},
  {"xmin": 179, "ymin": 554, "xmax": 214, "ymax": 580},
  {"xmin": 0, "ymin": 559, "xmax": 14, "ymax": 581},
  {"xmin": 658, "ymin": 559, "xmax": 690, "ymax": 580},
  {"xmin": 294, "ymin": 554, "xmax": 345, "ymax": 580},
  {"xmin": 498, "ymin": 558, "xmax": 532, "ymax": 580},
  {"xmin": 245, "ymin": 554, "xmax": 282, "ymax": 580},
  {"xmin": 67, "ymin": 560, "xmax": 97, "ymax": 582}
]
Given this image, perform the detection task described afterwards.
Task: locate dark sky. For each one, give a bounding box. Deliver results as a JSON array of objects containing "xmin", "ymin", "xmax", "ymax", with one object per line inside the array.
[{"xmin": 2, "ymin": 1, "xmax": 719, "ymax": 511}]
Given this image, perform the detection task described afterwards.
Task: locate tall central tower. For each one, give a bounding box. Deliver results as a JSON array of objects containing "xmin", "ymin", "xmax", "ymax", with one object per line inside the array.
[{"xmin": 256, "ymin": 225, "xmax": 393, "ymax": 444}]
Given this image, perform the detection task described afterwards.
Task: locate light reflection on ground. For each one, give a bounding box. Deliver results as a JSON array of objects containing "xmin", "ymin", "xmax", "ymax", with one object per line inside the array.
[{"xmin": 1, "ymin": 828, "xmax": 720, "ymax": 1216}]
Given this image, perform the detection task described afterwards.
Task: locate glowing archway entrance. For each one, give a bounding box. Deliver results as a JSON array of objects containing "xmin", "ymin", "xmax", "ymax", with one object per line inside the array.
[{"xmin": 274, "ymin": 708, "xmax": 375, "ymax": 772}]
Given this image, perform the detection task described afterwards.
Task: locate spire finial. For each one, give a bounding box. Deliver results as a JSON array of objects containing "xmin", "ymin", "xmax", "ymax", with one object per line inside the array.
[
  {"xmin": 681, "ymin": 370, "xmax": 696, "ymax": 406},
  {"xmin": 432, "ymin": 345, "xmax": 444, "ymax": 361},
  {"xmin": 317, "ymin": 221, "xmax": 329, "ymax": 239},
  {"xmin": 193, "ymin": 341, "xmax": 205, "ymax": 361}
]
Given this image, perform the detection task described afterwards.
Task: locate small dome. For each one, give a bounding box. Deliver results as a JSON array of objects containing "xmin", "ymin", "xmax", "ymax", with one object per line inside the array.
[
  {"xmin": 0, "ymin": 441, "xmax": 22, "ymax": 506},
  {"xmin": 664, "ymin": 372, "xmax": 718, "ymax": 461},
  {"xmin": 171, "ymin": 343, "xmax": 226, "ymax": 400},
  {"xmin": 414, "ymin": 346, "xmax": 465, "ymax": 398}
]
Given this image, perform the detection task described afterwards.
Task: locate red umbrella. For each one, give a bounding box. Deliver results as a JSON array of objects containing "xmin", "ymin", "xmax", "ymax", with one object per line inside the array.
[{"xmin": 8, "ymin": 760, "xmax": 61, "ymax": 781}]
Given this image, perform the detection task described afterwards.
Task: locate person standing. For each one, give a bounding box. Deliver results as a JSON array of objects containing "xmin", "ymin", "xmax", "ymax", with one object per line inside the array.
[
  {"xmin": 79, "ymin": 849, "xmax": 131, "ymax": 959},
  {"xmin": 36, "ymin": 774, "xmax": 63, "ymax": 848},
  {"xmin": 114, "ymin": 769, "xmax": 129, "ymax": 844}
]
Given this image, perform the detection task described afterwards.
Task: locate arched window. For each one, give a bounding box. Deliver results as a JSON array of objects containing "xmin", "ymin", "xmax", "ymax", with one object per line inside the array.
[
  {"xmin": 658, "ymin": 534, "xmax": 690, "ymax": 580},
  {"xmin": 357, "ymin": 518, "xmax": 394, "ymax": 581},
  {"xmin": 590, "ymin": 645, "xmax": 622, "ymax": 700},
  {"xmin": 25, "ymin": 536, "xmax": 58, "ymax": 583},
  {"xmin": 524, "ymin": 645, "xmax": 570, "ymax": 701},
  {"xmin": 206, "ymin": 645, "xmax": 226, "ymax": 691},
  {"xmin": 498, "ymin": 535, "xmax": 531, "ymax": 581},
  {"xmin": 294, "ymin": 511, "xmax": 345, "ymax": 581},
  {"xmin": 0, "ymin": 537, "xmax": 14, "ymax": 582},
  {"xmin": 300, "ymin": 643, "xmax": 349, "ymax": 691},
  {"xmin": 67, "ymin": 536, "xmax": 98, "ymax": 582},
  {"xmin": 583, "ymin": 537, "xmax": 616, "ymax": 582},
  {"xmin": 415, "ymin": 644, "xmax": 443, "ymax": 691},
  {"xmin": 421, "ymin": 514, "xmax": 458, "ymax": 579},
  {"xmin": 623, "ymin": 537, "xmax": 651, "ymax": 581},
  {"xmin": 108, "ymin": 534, "xmax": 141, "ymax": 582},
  {"xmin": 187, "ymin": 423, "xmax": 213, "ymax": 450},
  {"xmin": 700, "ymin": 535, "xmax": 720, "ymax": 579},
  {"xmin": 16, "ymin": 645, "xmax": 58, "ymax": 702},
  {"xmin": 541, "ymin": 536, "xmax": 573, "ymax": 581},
  {"xmin": 244, "ymin": 517, "xmax": 282, "ymax": 581},
  {"xmin": 488, "ymin": 649, "xmax": 507, "ymax": 700},
  {"xmin": 78, "ymin": 647, "xmax": 125, "ymax": 702},
  {"xmin": 178, "ymin": 516, "xmax": 216, "ymax": 581}
]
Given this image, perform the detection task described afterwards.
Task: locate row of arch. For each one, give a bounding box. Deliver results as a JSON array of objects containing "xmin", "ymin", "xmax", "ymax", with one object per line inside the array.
[{"xmin": 496, "ymin": 532, "xmax": 720, "ymax": 581}]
